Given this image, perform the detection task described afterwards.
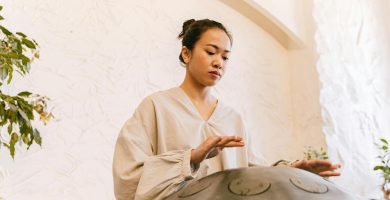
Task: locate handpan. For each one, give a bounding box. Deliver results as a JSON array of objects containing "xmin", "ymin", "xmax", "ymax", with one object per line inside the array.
[{"xmin": 164, "ymin": 166, "xmax": 368, "ymax": 200}]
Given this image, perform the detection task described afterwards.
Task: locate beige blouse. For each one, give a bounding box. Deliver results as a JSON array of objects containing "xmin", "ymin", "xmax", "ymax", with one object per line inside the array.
[{"xmin": 112, "ymin": 87, "xmax": 267, "ymax": 200}]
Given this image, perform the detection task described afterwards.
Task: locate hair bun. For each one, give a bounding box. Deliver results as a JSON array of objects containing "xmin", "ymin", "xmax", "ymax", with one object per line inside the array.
[{"xmin": 178, "ymin": 19, "xmax": 196, "ymax": 39}]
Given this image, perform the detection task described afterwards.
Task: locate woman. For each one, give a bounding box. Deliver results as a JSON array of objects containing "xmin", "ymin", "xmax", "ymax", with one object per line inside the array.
[{"xmin": 113, "ymin": 19, "xmax": 340, "ymax": 200}]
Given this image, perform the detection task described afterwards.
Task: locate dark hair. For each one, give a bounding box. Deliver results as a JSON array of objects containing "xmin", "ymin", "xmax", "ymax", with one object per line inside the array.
[{"xmin": 178, "ymin": 19, "xmax": 232, "ymax": 64}]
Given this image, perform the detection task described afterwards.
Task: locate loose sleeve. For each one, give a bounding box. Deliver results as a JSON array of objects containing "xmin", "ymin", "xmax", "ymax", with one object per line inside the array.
[
  {"xmin": 238, "ymin": 116, "xmax": 269, "ymax": 167},
  {"xmin": 112, "ymin": 97, "xmax": 199, "ymax": 200},
  {"xmin": 246, "ymin": 133, "xmax": 269, "ymax": 166}
]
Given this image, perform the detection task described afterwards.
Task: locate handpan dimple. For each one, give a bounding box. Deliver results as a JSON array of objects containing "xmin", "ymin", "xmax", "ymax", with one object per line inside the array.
[
  {"xmin": 289, "ymin": 178, "xmax": 328, "ymax": 194},
  {"xmin": 178, "ymin": 180, "xmax": 211, "ymax": 198},
  {"xmin": 228, "ymin": 178, "xmax": 271, "ymax": 196}
]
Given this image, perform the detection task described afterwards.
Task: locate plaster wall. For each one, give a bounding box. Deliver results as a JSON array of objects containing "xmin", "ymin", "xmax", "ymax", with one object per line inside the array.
[
  {"xmin": 314, "ymin": 0, "xmax": 390, "ymax": 198},
  {"xmin": 0, "ymin": 0, "xmax": 297, "ymax": 199}
]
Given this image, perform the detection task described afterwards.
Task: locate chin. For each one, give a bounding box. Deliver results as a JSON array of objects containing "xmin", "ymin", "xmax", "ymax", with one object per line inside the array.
[
  {"xmin": 197, "ymin": 77, "xmax": 220, "ymax": 87},
  {"xmin": 203, "ymin": 81, "xmax": 219, "ymax": 87}
]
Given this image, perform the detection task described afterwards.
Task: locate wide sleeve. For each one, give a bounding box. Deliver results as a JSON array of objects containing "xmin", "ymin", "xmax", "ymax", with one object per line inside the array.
[
  {"xmin": 238, "ymin": 115, "xmax": 269, "ymax": 167},
  {"xmin": 246, "ymin": 132, "xmax": 269, "ymax": 166},
  {"xmin": 112, "ymin": 97, "xmax": 199, "ymax": 200}
]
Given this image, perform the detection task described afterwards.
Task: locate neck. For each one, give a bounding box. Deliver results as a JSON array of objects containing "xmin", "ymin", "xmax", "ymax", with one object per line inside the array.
[{"xmin": 180, "ymin": 73, "xmax": 213, "ymax": 103}]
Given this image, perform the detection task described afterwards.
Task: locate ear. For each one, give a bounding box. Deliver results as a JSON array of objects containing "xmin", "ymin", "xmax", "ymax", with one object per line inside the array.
[{"xmin": 181, "ymin": 46, "xmax": 191, "ymax": 64}]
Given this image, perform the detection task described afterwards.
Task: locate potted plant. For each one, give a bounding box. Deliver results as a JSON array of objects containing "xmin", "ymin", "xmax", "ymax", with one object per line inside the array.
[
  {"xmin": 303, "ymin": 146, "xmax": 329, "ymax": 161},
  {"xmin": 374, "ymin": 138, "xmax": 390, "ymax": 200},
  {"xmin": 0, "ymin": 5, "xmax": 53, "ymax": 159}
]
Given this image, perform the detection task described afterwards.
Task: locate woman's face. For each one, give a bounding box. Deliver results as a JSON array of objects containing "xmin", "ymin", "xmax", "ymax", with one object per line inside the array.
[{"xmin": 182, "ymin": 28, "xmax": 231, "ymax": 87}]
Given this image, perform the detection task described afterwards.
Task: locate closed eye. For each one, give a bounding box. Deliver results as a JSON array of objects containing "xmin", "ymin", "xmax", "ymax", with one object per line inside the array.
[
  {"xmin": 206, "ymin": 51, "xmax": 215, "ymax": 55},
  {"xmin": 206, "ymin": 50, "xmax": 229, "ymax": 61}
]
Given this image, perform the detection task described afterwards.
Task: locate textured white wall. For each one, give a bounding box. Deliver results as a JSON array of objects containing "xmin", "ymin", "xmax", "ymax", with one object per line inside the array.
[
  {"xmin": 314, "ymin": 0, "xmax": 390, "ymax": 198},
  {"xmin": 288, "ymin": 0, "xmax": 326, "ymax": 159},
  {"xmin": 252, "ymin": 0, "xmax": 306, "ymax": 39},
  {"xmin": 0, "ymin": 0, "xmax": 298, "ymax": 199}
]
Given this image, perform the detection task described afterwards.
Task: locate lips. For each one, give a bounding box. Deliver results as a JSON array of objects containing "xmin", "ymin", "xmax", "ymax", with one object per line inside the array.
[{"xmin": 209, "ymin": 71, "xmax": 221, "ymax": 76}]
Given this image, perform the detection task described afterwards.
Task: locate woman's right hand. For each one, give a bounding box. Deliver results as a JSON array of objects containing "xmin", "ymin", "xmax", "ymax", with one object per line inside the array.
[{"xmin": 190, "ymin": 136, "xmax": 244, "ymax": 165}]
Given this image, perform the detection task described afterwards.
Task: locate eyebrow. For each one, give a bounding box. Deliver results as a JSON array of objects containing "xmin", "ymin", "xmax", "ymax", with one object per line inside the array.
[{"xmin": 206, "ymin": 44, "xmax": 231, "ymax": 53}]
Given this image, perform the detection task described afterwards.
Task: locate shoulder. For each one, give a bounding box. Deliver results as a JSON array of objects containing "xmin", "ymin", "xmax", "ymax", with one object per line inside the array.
[
  {"xmin": 136, "ymin": 87, "xmax": 181, "ymax": 110},
  {"xmin": 147, "ymin": 87, "xmax": 180, "ymax": 101},
  {"xmin": 139, "ymin": 87, "xmax": 180, "ymax": 106}
]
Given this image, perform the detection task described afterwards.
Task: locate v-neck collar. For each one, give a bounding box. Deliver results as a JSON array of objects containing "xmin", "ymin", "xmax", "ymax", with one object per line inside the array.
[{"xmin": 176, "ymin": 87, "xmax": 219, "ymax": 123}]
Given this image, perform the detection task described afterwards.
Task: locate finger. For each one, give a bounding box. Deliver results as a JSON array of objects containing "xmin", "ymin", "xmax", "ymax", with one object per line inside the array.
[
  {"xmin": 233, "ymin": 136, "xmax": 243, "ymax": 142},
  {"xmin": 328, "ymin": 164, "xmax": 341, "ymax": 170},
  {"xmin": 318, "ymin": 171, "xmax": 341, "ymax": 177},
  {"xmin": 333, "ymin": 163, "xmax": 342, "ymax": 169},
  {"xmin": 309, "ymin": 160, "xmax": 333, "ymax": 168},
  {"xmin": 224, "ymin": 141, "xmax": 245, "ymax": 147},
  {"xmin": 312, "ymin": 161, "xmax": 342, "ymax": 173},
  {"xmin": 206, "ymin": 136, "xmax": 222, "ymax": 147},
  {"xmin": 216, "ymin": 136, "xmax": 237, "ymax": 146},
  {"xmin": 223, "ymin": 136, "xmax": 243, "ymax": 144},
  {"xmin": 200, "ymin": 136, "xmax": 222, "ymax": 153}
]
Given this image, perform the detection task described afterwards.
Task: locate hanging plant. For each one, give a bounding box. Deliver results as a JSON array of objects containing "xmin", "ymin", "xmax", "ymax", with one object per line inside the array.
[
  {"xmin": 303, "ymin": 146, "xmax": 329, "ymax": 161},
  {"xmin": 374, "ymin": 138, "xmax": 390, "ymax": 200},
  {"xmin": 0, "ymin": 5, "xmax": 53, "ymax": 159}
]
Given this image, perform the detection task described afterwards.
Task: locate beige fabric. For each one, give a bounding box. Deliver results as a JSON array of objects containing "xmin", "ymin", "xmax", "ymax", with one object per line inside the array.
[{"xmin": 112, "ymin": 87, "xmax": 267, "ymax": 200}]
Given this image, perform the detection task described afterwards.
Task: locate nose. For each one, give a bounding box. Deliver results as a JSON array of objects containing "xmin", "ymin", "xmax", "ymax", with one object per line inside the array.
[{"xmin": 212, "ymin": 57, "xmax": 223, "ymax": 69}]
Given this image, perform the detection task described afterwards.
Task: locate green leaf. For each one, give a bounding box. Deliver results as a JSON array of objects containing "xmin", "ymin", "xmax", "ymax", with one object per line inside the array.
[
  {"xmin": 0, "ymin": 6, "xmax": 3, "ymax": 11},
  {"xmin": 27, "ymin": 131, "xmax": 34, "ymax": 149},
  {"xmin": 7, "ymin": 122, "xmax": 13, "ymax": 134},
  {"xmin": 34, "ymin": 52, "xmax": 40, "ymax": 59},
  {"xmin": 21, "ymin": 133, "xmax": 29, "ymax": 144},
  {"xmin": 384, "ymin": 146, "xmax": 388, "ymax": 150},
  {"xmin": 4, "ymin": 97, "xmax": 13, "ymax": 104},
  {"xmin": 15, "ymin": 61, "xmax": 26, "ymax": 74},
  {"xmin": 7, "ymin": 53, "xmax": 20, "ymax": 59},
  {"xmin": 16, "ymin": 32, "xmax": 27, "ymax": 38},
  {"xmin": 15, "ymin": 39, "xmax": 22, "ymax": 54},
  {"xmin": 18, "ymin": 101, "xmax": 34, "ymax": 120},
  {"xmin": 21, "ymin": 55, "xmax": 30, "ymax": 65},
  {"xmin": 33, "ymin": 39, "xmax": 39, "ymax": 46},
  {"xmin": 0, "ymin": 101, "xmax": 5, "ymax": 114},
  {"xmin": 0, "ymin": 25, "xmax": 12, "ymax": 36},
  {"xmin": 22, "ymin": 38, "xmax": 36, "ymax": 49},
  {"xmin": 10, "ymin": 142, "xmax": 15, "ymax": 159},
  {"xmin": 17, "ymin": 109, "xmax": 30, "ymax": 121},
  {"xmin": 3, "ymin": 143, "xmax": 10, "ymax": 149},
  {"xmin": 0, "ymin": 15, "xmax": 4, "ymax": 21},
  {"xmin": 9, "ymin": 133, "xmax": 18, "ymax": 159},
  {"xmin": 19, "ymin": 120, "xmax": 32, "ymax": 134},
  {"xmin": 2, "ymin": 142, "xmax": 16, "ymax": 159},
  {"xmin": 381, "ymin": 139, "xmax": 388, "ymax": 145},
  {"xmin": 10, "ymin": 132, "xmax": 18, "ymax": 143},
  {"xmin": 0, "ymin": 65, "xmax": 8, "ymax": 80},
  {"xmin": 374, "ymin": 166, "xmax": 384, "ymax": 171},
  {"xmin": 18, "ymin": 91, "xmax": 32, "ymax": 97},
  {"xmin": 33, "ymin": 129, "xmax": 42, "ymax": 146},
  {"xmin": 0, "ymin": 117, "xmax": 7, "ymax": 126},
  {"xmin": 6, "ymin": 64, "xmax": 13, "ymax": 84},
  {"xmin": 8, "ymin": 108, "xmax": 17, "ymax": 122}
]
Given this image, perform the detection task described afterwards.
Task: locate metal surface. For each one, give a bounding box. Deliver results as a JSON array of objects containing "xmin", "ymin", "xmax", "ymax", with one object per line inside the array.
[{"xmin": 164, "ymin": 166, "xmax": 368, "ymax": 200}]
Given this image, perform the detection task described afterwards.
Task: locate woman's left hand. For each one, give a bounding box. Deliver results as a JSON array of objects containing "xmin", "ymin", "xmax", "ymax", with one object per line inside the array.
[{"xmin": 291, "ymin": 160, "xmax": 341, "ymax": 177}]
